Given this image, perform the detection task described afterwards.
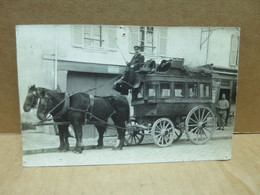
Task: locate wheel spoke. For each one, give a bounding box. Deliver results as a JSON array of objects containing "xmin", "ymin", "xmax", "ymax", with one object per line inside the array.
[
  {"xmin": 201, "ymin": 129, "xmax": 208, "ymax": 139},
  {"xmin": 189, "ymin": 117, "xmax": 198, "ymax": 124},
  {"xmin": 189, "ymin": 126, "xmax": 198, "ymax": 133},
  {"xmin": 201, "ymin": 108, "xmax": 206, "ymax": 121},
  {"xmin": 203, "ymin": 117, "xmax": 213, "ymax": 124},
  {"xmin": 133, "ymin": 136, "xmax": 137, "ymax": 144},
  {"xmin": 202, "ymin": 112, "xmax": 211, "ymax": 123},
  {"xmin": 193, "ymin": 111, "xmax": 199, "ymax": 122},
  {"xmin": 203, "ymin": 127, "xmax": 213, "ymax": 133},
  {"xmin": 164, "ymin": 122, "xmax": 170, "ymax": 129}
]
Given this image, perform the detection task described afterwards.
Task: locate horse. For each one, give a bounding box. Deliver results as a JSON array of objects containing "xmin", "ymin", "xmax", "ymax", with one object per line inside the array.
[{"xmin": 23, "ymin": 85, "xmax": 130, "ymax": 153}]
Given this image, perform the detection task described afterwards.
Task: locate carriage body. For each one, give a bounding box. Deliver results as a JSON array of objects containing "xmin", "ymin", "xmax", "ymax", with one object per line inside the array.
[{"xmin": 125, "ymin": 59, "xmax": 217, "ymax": 147}]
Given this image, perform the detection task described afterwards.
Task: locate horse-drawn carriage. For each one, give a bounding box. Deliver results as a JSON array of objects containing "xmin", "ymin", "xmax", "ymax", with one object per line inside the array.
[
  {"xmin": 123, "ymin": 58, "xmax": 216, "ymax": 147},
  {"xmin": 23, "ymin": 58, "xmax": 217, "ymax": 152}
]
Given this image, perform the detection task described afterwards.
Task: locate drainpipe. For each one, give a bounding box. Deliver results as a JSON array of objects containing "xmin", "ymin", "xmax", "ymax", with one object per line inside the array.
[{"xmin": 54, "ymin": 25, "xmax": 58, "ymax": 90}]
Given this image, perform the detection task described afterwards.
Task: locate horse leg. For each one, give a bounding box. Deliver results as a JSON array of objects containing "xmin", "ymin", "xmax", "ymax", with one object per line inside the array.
[
  {"xmin": 95, "ymin": 124, "xmax": 107, "ymax": 149},
  {"xmin": 111, "ymin": 115, "xmax": 126, "ymax": 150},
  {"xmin": 57, "ymin": 126, "xmax": 65, "ymax": 151},
  {"xmin": 71, "ymin": 122, "xmax": 84, "ymax": 153},
  {"xmin": 63, "ymin": 125, "xmax": 70, "ymax": 151}
]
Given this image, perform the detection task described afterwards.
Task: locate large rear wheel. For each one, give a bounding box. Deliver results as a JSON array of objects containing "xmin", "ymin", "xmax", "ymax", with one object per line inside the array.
[{"xmin": 185, "ymin": 105, "xmax": 216, "ymax": 144}]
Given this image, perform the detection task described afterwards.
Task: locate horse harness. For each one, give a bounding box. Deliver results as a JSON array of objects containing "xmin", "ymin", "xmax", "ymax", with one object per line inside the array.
[{"xmin": 67, "ymin": 94, "xmax": 95, "ymax": 122}]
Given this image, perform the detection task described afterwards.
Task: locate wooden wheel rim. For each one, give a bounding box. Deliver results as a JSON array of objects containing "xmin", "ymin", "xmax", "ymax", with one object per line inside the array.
[
  {"xmin": 152, "ymin": 118, "xmax": 175, "ymax": 147},
  {"xmin": 185, "ymin": 105, "xmax": 216, "ymax": 144}
]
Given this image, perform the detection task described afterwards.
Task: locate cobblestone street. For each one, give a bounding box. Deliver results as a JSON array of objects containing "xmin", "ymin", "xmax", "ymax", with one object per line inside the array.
[{"xmin": 22, "ymin": 127, "xmax": 234, "ymax": 167}]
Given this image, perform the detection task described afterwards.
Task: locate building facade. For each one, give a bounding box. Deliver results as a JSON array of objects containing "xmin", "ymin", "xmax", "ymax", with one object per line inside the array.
[{"xmin": 17, "ymin": 25, "xmax": 239, "ymax": 135}]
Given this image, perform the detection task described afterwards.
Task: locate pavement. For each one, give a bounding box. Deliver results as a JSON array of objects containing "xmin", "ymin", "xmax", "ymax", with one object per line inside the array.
[{"xmin": 22, "ymin": 126, "xmax": 234, "ymax": 155}]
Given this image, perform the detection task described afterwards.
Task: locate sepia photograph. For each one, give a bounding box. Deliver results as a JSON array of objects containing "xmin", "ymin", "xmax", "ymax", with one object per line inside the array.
[{"xmin": 16, "ymin": 25, "xmax": 240, "ymax": 167}]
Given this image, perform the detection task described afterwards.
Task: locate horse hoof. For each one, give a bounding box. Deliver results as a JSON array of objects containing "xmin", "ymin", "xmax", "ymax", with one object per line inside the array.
[
  {"xmin": 112, "ymin": 147, "xmax": 122, "ymax": 151},
  {"xmin": 95, "ymin": 145, "xmax": 103, "ymax": 149},
  {"xmin": 73, "ymin": 148, "xmax": 83, "ymax": 153}
]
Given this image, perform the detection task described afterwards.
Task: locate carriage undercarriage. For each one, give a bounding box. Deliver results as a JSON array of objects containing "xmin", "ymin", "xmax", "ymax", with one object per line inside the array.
[{"xmin": 125, "ymin": 105, "xmax": 216, "ymax": 147}]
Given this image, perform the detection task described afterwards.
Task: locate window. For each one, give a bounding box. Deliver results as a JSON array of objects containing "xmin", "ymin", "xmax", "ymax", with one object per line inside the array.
[
  {"xmin": 188, "ymin": 83, "xmax": 198, "ymax": 97},
  {"xmin": 160, "ymin": 83, "xmax": 171, "ymax": 97},
  {"xmin": 146, "ymin": 83, "xmax": 157, "ymax": 97},
  {"xmin": 140, "ymin": 27, "xmax": 154, "ymax": 53},
  {"xmin": 199, "ymin": 83, "xmax": 210, "ymax": 98},
  {"xmin": 130, "ymin": 26, "xmax": 167, "ymax": 55},
  {"xmin": 72, "ymin": 25, "xmax": 108, "ymax": 49},
  {"xmin": 174, "ymin": 83, "xmax": 185, "ymax": 97},
  {"xmin": 83, "ymin": 25, "xmax": 103, "ymax": 47},
  {"xmin": 230, "ymin": 34, "xmax": 239, "ymax": 66}
]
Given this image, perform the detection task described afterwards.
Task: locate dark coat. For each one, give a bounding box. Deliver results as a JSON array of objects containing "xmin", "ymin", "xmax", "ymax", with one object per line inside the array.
[
  {"xmin": 127, "ymin": 53, "xmax": 145, "ymax": 71},
  {"xmin": 125, "ymin": 53, "xmax": 144, "ymax": 85}
]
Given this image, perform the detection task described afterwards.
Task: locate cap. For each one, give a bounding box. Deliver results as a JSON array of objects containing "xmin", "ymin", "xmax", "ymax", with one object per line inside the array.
[{"xmin": 134, "ymin": 46, "xmax": 141, "ymax": 50}]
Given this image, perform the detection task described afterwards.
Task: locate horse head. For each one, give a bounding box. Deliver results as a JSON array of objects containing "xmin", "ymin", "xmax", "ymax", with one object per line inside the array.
[
  {"xmin": 36, "ymin": 88, "xmax": 67, "ymax": 121},
  {"xmin": 23, "ymin": 85, "xmax": 39, "ymax": 112},
  {"xmin": 36, "ymin": 88, "xmax": 54, "ymax": 121}
]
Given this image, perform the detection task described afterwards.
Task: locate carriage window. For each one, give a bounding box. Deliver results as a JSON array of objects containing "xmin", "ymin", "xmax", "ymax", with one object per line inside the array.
[
  {"xmin": 160, "ymin": 83, "xmax": 171, "ymax": 97},
  {"xmin": 200, "ymin": 83, "xmax": 210, "ymax": 98},
  {"xmin": 137, "ymin": 86, "xmax": 144, "ymax": 99},
  {"xmin": 174, "ymin": 83, "xmax": 185, "ymax": 97},
  {"xmin": 146, "ymin": 83, "xmax": 157, "ymax": 97},
  {"xmin": 188, "ymin": 83, "xmax": 198, "ymax": 97}
]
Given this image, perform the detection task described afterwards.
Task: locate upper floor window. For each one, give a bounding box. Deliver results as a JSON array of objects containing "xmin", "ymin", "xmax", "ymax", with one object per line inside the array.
[
  {"xmin": 129, "ymin": 26, "xmax": 167, "ymax": 55},
  {"xmin": 83, "ymin": 25, "xmax": 103, "ymax": 47},
  {"xmin": 230, "ymin": 34, "xmax": 239, "ymax": 66},
  {"xmin": 72, "ymin": 25, "xmax": 117, "ymax": 49}
]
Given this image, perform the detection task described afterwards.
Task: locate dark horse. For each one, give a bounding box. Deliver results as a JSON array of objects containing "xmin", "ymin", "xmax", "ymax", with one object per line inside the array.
[{"xmin": 23, "ymin": 85, "xmax": 129, "ymax": 153}]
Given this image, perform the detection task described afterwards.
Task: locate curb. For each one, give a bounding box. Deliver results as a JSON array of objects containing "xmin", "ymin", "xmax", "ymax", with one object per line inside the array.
[{"xmin": 23, "ymin": 135, "xmax": 233, "ymax": 155}]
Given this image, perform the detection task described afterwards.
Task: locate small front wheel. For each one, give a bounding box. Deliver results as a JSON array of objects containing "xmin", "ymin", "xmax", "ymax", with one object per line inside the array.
[
  {"xmin": 152, "ymin": 118, "xmax": 175, "ymax": 147},
  {"xmin": 125, "ymin": 120, "xmax": 144, "ymax": 145}
]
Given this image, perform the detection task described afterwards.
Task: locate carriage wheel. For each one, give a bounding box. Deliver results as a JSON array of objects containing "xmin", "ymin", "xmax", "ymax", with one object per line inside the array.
[
  {"xmin": 185, "ymin": 105, "xmax": 216, "ymax": 145},
  {"xmin": 125, "ymin": 120, "xmax": 144, "ymax": 145},
  {"xmin": 152, "ymin": 118, "xmax": 175, "ymax": 147}
]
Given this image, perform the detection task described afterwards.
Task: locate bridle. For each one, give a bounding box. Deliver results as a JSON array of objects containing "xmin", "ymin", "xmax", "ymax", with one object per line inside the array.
[{"xmin": 25, "ymin": 90, "xmax": 39, "ymax": 109}]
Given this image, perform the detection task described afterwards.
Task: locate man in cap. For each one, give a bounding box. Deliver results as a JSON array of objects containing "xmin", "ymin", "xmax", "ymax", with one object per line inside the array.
[{"xmin": 124, "ymin": 45, "xmax": 145, "ymax": 85}]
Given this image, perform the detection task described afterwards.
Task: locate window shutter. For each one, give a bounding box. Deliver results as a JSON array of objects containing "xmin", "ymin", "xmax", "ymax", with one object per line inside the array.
[
  {"xmin": 72, "ymin": 25, "xmax": 83, "ymax": 47},
  {"xmin": 107, "ymin": 26, "xmax": 117, "ymax": 49},
  {"xmin": 159, "ymin": 27, "xmax": 167, "ymax": 56},
  {"xmin": 129, "ymin": 26, "xmax": 139, "ymax": 52},
  {"xmin": 230, "ymin": 35, "xmax": 239, "ymax": 66}
]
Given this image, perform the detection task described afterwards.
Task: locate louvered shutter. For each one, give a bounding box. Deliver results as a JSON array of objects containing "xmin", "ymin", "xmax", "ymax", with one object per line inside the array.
[
  {"xmin": 230, "ymin": 35, "xmax": 239, "ymax": 66},
  {"xmin": 129, "ymin": 26, "xmax": 139, "ymax": 52},
  {"xmin": 159, "ymin": 27, "xmax": 167, "ymax": 56},
  {"xmin": 72, "ymin": 25, "xmax": 83, "ymax": 47},
  {"xmin": 107, "ymin": 26, "xmax": 117, "ymax": 49}
]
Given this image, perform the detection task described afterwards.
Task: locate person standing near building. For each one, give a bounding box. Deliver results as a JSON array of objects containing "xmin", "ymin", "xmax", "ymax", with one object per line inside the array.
[{"xmin": 216, "ymin": 93, "xmax": 229, "ymax": 130}]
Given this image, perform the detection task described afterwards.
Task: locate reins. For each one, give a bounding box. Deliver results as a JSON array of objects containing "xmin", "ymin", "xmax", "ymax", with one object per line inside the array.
[{"xmin": 39, "ymin": 74, "xmax": 122, "ymax": 122}]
